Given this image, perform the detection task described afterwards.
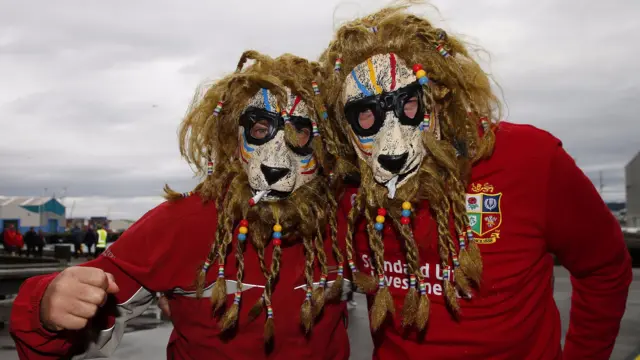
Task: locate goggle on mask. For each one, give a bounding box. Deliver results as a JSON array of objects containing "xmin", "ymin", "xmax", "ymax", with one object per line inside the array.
[
  {"xmin": 342, "ymin": 53, "xmax": 439, "ymax": 198},
  {"xmin": 239, "ymin": 88, "xmax": 318, "ymax": 203}
]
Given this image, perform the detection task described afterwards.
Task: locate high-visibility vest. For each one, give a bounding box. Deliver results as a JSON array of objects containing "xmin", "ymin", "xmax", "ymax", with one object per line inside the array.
[{"xmin": 97, "ymin": 229, "xmax": 108, "ymax": 248}]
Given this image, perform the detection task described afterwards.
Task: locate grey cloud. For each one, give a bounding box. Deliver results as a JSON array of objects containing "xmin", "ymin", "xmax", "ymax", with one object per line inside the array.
[{"xmin": 0, "ymin": 0, "xmax": 638, "ymax": 219}]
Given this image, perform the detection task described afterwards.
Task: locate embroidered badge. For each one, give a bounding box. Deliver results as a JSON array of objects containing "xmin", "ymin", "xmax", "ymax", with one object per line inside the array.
[{"xmin": 466, "ymin": 182, "xmax": 502, "ymax": 244}]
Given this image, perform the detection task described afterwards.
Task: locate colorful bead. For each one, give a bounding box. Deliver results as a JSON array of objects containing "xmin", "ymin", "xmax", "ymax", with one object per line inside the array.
[
  {"xmin": 375, "ymin": 215, "xmax": 385, "ymax": 223},
  {"xmin": 273, "ymin": 239, "xmax": 282, "ymax": 247},
  {"xmin": 239, "ymin": 226, "xmax": 248, "ymax": 234},
  {"xmin": 452, "ymin": 255, "xmax": 460, "ymax": 268},
  {"xmin": 281, "ymin": 110, "xmax": 290, "ymax": 123},
  {"xmin": 217, "ymin": 265, "xmax": 225, "ymax": 278},
  {"xmin": 203, "ymin": 261, "xmax": 211, "ymax": 271},
  {"xmin": 240, "ymin": 219, "xmax": 249, "ymax": 227},
  {"xmin": 311, "ymin": 120, "xmax": 320, "ymax": 136},
  {"xmin": 334, "ymin": 57, "xmax": 343, "ymax": 72},
  {"xmin": 377, "ymin": 274, "xmax": 385, "ymax": 288},
  {"xmin": 400, "ymin": 202, "xmax": 412, "ymax": 225},
  {"xmin": 436, "ymin": 44, "xmax": 450, "ymax": 58},
  {"xmin": 413, "ymin": 63, "xmax": 429, "ymax": 85},
  {"xmin": 409, "ymin": 274, "xmax": 416, "ymax": 287},
  {"xmin": 338, "ymin": 263, "xmax": 344, "ymax": 276},
  {"xmin": 181, "ymin": 191, "xmax": 192, "ymax": 198},
  {"xmin": 374, "ymin": 222, "xmax": 384, "ymax": 231},
  {"xmin": 442, "ymin": 267, "xmax": 450, "ymax": 281},
  {"xmin": 306, "ymin": 288, "xmax": 313, "ymax": 300},
  {"xmin": 458, "ymin": 235, "xmax": 466, "ymax": 250},
  {"xmin": 348, "ymin": 259, "xmax": 357, "ymax": 272},
  {"xmin": 319, "ymin": 275, "xmax": 327, "ymax": 288},
  {"xmin": 267, "ymin": 305, "xmax": 274, "ymax": 318},
  {"xmin": 311, "ymin": 81, "xmax": 320, "ymax": 95},
  {"xmin": 207, "ymin": 161, "xmax": 213, "ymax": 175},
  {"xmin": 213, "ymin": 101, "xmax": 224, "ymax": 116},
  {"xmin": 419, "ymin": 281, "xmax": 427, "ymax": 295},
  {"xmin": 480, "ymin": 117, "xmax": 490, "ymax": 131},
  {"xmin": 466, "ymin": 226, "xmax": 475, "ymax": 242},
  {"xmin": 273, "ymin": 224, "xmax": 282, "ymax": 232},
  {"xmin": 272, "ymin": 231, "xmax": 282, "ymax": 239},
  {"xmin": 377, "ymin": 208, "xmax": 387, "ymax": 216},
  {"xmin": 420, "ymin": 113, "xmax": 430, "ymax": 131},
  {"xmin": 234, "ymin": 291, "xmax": 241, "ymax": 304},
  {"xmin": 237, "ymin": 233, "xmax": 246, "ymax": 241}
]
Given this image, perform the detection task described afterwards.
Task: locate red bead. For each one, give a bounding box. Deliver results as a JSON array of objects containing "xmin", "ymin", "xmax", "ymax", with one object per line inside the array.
[
  {"xmin": 273, "ymin": 239, "xmax": 282, "ymax": 246},
  {"xmin": 377, "ymin": 208, "xmax": 387, "ymax": 216},
  {"xmin": 401, "ymin": 217, "xmax": 411, "ymax": 225},
  {"xmin": 412, "ymin": 64, "xmax": 423, "ymax": 73},
  {"xmin": 239, "ymin": 219, "xmax": 249, "ymax": 227}
]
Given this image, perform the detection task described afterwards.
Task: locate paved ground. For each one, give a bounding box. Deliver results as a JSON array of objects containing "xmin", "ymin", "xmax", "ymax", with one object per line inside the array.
[{"xmin": 1, "ymin": 266, "xmax": 639, "ymax": 359}]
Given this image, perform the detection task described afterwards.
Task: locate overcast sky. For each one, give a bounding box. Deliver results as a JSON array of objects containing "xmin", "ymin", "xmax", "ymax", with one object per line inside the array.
[{"xmin": 1, "ymin": 0, "xmax": 638, "ymax": 219}]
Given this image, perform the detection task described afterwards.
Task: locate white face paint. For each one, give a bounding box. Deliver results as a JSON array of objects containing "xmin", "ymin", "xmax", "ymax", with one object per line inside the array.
[
  {"xmin": 342, "ymin": 53, "xmax": 438, "ymax": 193},
  {"xmin": 238, "ymin": 87, "xmax": 318, "ymax": 202}
]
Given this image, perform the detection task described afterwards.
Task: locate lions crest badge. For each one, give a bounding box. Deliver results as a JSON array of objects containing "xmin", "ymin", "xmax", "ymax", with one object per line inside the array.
[{"xmin": 466, "ymin": 182, "xmax": 502, "ymax": 244}]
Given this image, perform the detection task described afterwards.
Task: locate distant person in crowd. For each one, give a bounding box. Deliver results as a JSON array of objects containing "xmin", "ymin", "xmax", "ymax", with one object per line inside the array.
[
  {"xmin": 3, "ymin": 224, "xmax": 18, "ymax": 255},
  {"xmin": 15, "ymin": 230, "xmax": 24, "ymax": 256},
  {"xmin": 70, "ymin": 225, "xmax": 83, "ymax": 258},
  {"xmin": 95, "ymin": 225, "xmax": 107, "ymax": 257},
  {"xmin": 36, "ymin": 229, "xmax": 45, "ymax": 257},
  {"xmin": 25, "ymin": 227, "xmax": 40, "ymax": 257},
  {"xmin": 83, "ymin": 225, "xmax": 98, "ymax": 258}
]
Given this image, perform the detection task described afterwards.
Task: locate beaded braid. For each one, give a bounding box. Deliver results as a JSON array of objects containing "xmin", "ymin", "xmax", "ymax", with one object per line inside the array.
[
  {"xmin": 345, "ymin": 189, "xmax": 378, "ymax": 292},
  {"xmin": 363, "ymin": 191, "xmax": 395, "ymax": 331},
  {"xmin": 210, "ymin": 207, "xmax": 235, "ymax": 312},
  {"xmin": 324, "ymin": 189, "xmax": 345, "ymax": 301},
  {"xmin": 219, "ymin": 216, "xmax": 249, "ymax": 331},
  {"xmin": 389, "ymin": 204, "xmax": 426, "ymax": 329},
  {"xmin": 263, "ymin": 224, "xmax": 283, "ymax": 343},
  {"xmin": 312, "ymin": 219, "xmax": 328, "ymax": 318},
  {"xmin": 300, "ymin": 235, "xmax": 315, "ymax": 333}
]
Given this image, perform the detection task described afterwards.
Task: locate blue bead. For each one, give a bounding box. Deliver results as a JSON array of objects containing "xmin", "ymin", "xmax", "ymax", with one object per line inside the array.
[
  {"xmin": 237, "ymin": 233, "xmax": 246, "ymax": 241},
  {"xmin": 418, "ymin": 76, "xmax": 428, "ymax": 85},
  {"xmin": 374, "ymin": 222, "xmax": 384, "ymax": 231},
  {"xmin": 402, "ymin": 209, "xmax": 411, "ymax": 217},
  {"xmin": 272, "ymin": 232, "xmax": 282, "ymax": 239}
]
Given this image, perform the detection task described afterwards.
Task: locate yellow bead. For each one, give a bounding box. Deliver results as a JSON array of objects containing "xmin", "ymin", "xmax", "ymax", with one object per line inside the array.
[
  {"xmin": 273, "ymin": 224, "xmax": 282, "ymax": 232},
  {"xmin": 375, "ymin": 215, "xmax": 385, "ymax": 223},
  {"xmin": 402, "ymin": 202, "xmax": 412, "ymax": 210},
  {"xmin": 415, "ymin": 70, "xmax": 426, "ymax": 79},
  {"xmin": 239, "ymin": 226, "xmax": 248, "ymax": 234}
]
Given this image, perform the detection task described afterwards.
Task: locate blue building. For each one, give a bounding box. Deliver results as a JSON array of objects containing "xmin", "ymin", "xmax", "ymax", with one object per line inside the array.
[{"xmin": 0, "ymin": 196, "xmax": 66, "ymax": 233}]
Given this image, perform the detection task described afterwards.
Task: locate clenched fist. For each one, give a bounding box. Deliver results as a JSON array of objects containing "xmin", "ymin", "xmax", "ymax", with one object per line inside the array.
[{"xmin": 40, "ymin": 267, "xmax": 120, "ymax": 332}]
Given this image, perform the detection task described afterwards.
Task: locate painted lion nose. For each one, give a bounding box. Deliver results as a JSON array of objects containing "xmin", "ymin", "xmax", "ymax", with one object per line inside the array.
[
  {"xmin": 260, "ymin": 164, "xmax": 290, "ymax": 185},
  {"xmin": 377, "ymin": 152, "xmax": 408, "ymax": 174}
]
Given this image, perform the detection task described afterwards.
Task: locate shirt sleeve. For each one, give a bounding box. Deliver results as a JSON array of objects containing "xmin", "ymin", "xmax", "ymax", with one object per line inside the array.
[
  {"xmin": 9, "ymin": 255, "xmax": 154, "ymax": 360},
  {"xmin": 544, "ymin": 145, "xmax": 632, "ymax": 360}
]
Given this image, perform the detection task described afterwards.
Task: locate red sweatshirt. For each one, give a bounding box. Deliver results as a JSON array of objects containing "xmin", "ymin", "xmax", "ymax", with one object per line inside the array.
[
  {"xmin": 343, "ymin": 122, "xmax": 631, "ymax": 360},
  {"xmin": 10, "ymin": 194, "xmax": 350, "ymax": 360}
]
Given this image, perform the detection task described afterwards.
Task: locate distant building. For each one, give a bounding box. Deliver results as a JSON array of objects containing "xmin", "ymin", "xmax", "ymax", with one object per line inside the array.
[
  {"xmin": 89, "ymin": 216, "xmax": 109, "ymax": 229},
  {"xmin": 626, "ymin": 152, "xmax": 640, "ymax": 227},
  {"xmin": 66, "ymin": 218, "xmax": 88, "ymax": 229},
  {"xmin": 109, "ymin": 219, "xmax": 134, "ymax": 232},
  {"xmin": 0, "ymin": 196, "xmax": 66, "ymax": 233}
]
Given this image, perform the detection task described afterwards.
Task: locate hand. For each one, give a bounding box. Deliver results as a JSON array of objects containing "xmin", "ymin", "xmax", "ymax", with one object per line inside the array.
[{"xmin": 40, "ymin": 267, "xmax": 120, "ymax": 331}]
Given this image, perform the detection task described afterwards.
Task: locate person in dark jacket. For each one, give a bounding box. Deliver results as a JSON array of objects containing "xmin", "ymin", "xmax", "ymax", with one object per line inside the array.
[
  {"xmin": 83, "ymin": 225, "xmax": 98, "ymax": 258},
  {"xmin": 25, "ymin": 227, "xmax": 39, "ymax": 257}
]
